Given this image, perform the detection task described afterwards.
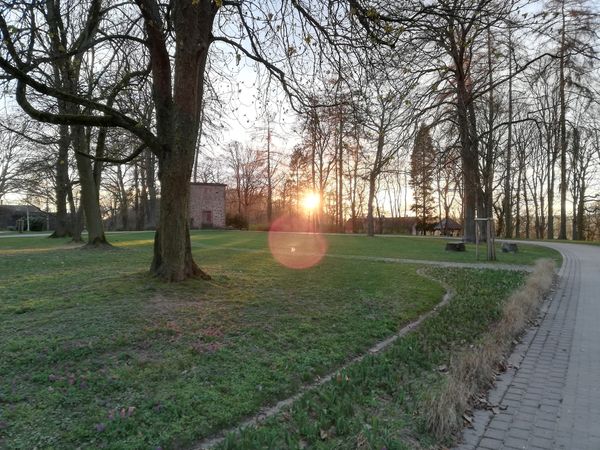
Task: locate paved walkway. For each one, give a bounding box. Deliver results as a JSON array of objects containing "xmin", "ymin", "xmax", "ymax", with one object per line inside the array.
[{"xmin": 457, "ymin": 242, "xmax": 600, "ymax": 450}]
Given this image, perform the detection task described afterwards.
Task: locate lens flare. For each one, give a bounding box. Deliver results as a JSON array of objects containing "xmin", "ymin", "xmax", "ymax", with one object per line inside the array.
[
  {"xmin": 268, "ymin": 215, "xmax": 328, "ymax": 270},
  {"xmin": 302, "ymin": 191, "xmax": 320, "ymax": 212}
]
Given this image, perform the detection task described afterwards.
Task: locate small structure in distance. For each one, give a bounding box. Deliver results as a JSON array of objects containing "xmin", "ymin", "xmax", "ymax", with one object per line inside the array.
[
  {"xmin": 0, "ymin": 204, "xmax": 55, "ymax": 231},
  {"xmin": 433, "ymin": 218, "xmax": 463, "ymax": 237},
  {"xmin": 344, "ymin": 217, "xmax": 419, "ymax": 235},
  {"xmin": 189, "ymin": 183, "xmax": 226, "ymax": 229}
]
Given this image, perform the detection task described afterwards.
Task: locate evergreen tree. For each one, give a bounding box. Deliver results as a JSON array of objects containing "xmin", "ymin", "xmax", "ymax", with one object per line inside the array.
[{"xmin": 410, "ymin": 124, "xmax": 437, "ymax": 235}]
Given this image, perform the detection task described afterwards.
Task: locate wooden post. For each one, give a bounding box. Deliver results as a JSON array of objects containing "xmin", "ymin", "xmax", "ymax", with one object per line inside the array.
[
  {"xmin": 475, "ymin": 217, "xmax": 496, "ymax": 261},
  {"xmin": 475, "ymin": 218, "xmax": 480, "ymax": 261}
]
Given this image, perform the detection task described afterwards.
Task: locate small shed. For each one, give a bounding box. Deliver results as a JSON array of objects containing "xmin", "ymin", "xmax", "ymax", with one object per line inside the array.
[
  {"xmin": 434, "ymin": 218, "xmax": 462, "ymax": 236},
  {"xmin": 189, "ymin": 182, "xmax": 226, "ymax": 229},
  {"xmin": 0, "ymin": 204, "xmax": 55, "ymax": 231}
]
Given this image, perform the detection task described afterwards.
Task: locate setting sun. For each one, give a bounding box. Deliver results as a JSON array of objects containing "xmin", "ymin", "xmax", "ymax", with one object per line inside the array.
[{"xmin": 302, "ymin": 191, "xmax": 320, "ymax": 212}]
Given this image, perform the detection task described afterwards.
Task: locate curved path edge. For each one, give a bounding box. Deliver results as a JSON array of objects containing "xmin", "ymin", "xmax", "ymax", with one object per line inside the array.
[{"xmin": 192, "ymin": 269, "xmax": 455, "ymax": 450}]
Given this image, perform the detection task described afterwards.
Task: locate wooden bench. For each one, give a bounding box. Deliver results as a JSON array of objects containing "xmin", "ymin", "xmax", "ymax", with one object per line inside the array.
[
  {"xmin": 445, "ymin": 242, "xmax": 466, "ymax": 252},
  {"xmin": 501, "ymin": 242, "xmax": 518, "ymax": 253}
]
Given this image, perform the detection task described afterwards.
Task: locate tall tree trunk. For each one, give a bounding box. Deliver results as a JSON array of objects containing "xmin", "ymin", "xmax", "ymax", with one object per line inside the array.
[
  {"xmin": 524, "ymin": 172, "xmax": 531, "ymax": 239},
  {"xmin": 504, "ymin": 26, "xmax": 513, "ymax": 238},
  {"xmin": 145, "ymin": 150, "xmax": 157, "ymax": 228},
  {"xmin": 558, "ymin": 2, "xmax": 568, "ymax": 240},
  {"xmin": 50, "ymin": 124, "xmax": 72, "ymax": 238},
  {"xmin": 117, "ymin": 166, "xmax": 129, "ymax": 230},
  {"xmin": 266, "ymin": 121, "xmax": 272, "ymax": 224},
  {"xmin": 337, "ymin": 109, "xmax": 344, "ymax": 232},
  {"xmin": 515, "ymin": 163, "xmax": 522, "ymax": 238},
  {"xmin": 193, "ymin": 107, "xmax": 204, "ymax": 183},
  {"xmin": 366, "ymin": 173, "xmax": 376, "ymax": 237},
  {"xmin": 577, "ymin": 181, "xmax": 586, "ymax": 240},
  {"xmin": 548, "ymin": 138, "xmax": 555, "ymax": 239},
  {"xmin": 456, "ymin": 76, "xmax": 480, "ymax": 242},
  {"xmin": 572, "ymin": 194, "xmax": 578, "ymax": 240},
  {"xmin": 66, "ymin": 183, "xmax": 83, "ymax": 242},
  {"xmin": 539, "ymin": 184, "xmax": 546, "ymax": 239},
  {"xmin": 138, "ymin": 160, "xmax": 147, "ymax": 230}
]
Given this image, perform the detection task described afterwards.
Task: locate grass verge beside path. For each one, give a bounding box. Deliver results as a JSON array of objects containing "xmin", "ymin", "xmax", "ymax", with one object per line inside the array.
[
  {"xmin": 0, "ymin": 233, "xmax": 442, "ymax": 449},
  {"xmin": 213, "ymin": 268, "xmax": 527, "ymax": 450},
  {"xmin": 424, "ymin": 259, "xmax": 555, "ymax": 439}
]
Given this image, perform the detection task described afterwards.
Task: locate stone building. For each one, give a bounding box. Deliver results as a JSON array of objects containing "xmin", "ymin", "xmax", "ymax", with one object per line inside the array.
[{"xmin": 189, "ymin": 182, "xmax": 226, "ymax": 229}]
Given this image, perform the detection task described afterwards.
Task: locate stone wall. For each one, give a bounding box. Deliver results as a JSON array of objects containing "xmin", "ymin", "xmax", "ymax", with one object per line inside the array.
[{"xmin": 189, "ymin": 183, "xmax": 226, "ymax": 229}]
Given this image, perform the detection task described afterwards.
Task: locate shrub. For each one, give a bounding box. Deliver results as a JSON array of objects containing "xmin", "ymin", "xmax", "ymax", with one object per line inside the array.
[{"xmin": 226, "ymin": 214, "xmax": 248, "ymax": 230}]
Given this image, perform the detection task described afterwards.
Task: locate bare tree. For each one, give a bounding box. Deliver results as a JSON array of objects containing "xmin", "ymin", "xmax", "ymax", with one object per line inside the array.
[{"xmin": 0, "ymin": 118, "xmax": 26, "ymax": 202}]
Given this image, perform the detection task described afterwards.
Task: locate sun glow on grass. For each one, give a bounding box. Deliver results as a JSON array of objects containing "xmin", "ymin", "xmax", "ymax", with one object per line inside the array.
[{"xmin": 268, "ymin": 215, "xmax": 328, "ymax": 269}]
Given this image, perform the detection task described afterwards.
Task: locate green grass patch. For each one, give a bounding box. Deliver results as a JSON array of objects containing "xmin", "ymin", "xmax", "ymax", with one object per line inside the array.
[
  {"xmin": 0, "ymin": 232, "xmax": 446, "ymax": 449},
  {"xmin": 217, "ymin": 268, "xmax": 526, "ymax": 450}
]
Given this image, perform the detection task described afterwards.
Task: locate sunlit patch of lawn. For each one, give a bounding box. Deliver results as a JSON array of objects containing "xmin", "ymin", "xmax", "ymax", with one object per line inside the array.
[{"xmin": 1, "ymin": 232, "xmax": 447, "ymax": 449}]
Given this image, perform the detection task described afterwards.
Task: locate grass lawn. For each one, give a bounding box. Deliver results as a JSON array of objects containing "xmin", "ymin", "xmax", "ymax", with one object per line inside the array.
[
  {"xmin": 188, "ymin": 230, "xmax": 560, "ymax": 266},
  {"xmin": 218, "ymin": 268, "xmax": 527, "ymax": 450},
  {"xmin": 0, "ymin": 231, "xmax": 557, "ymax": 449}
]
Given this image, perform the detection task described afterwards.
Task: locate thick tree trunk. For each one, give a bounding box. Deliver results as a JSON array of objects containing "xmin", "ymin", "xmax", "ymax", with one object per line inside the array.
[
  {"xmin": 71, "ymin": 125, "xmax": 108, "ymax": 247},
  {"xmin": 148, "ymin": 0, "xmax": 214, "ymax": 280},
  {"xmin": 151, "ymin": 150, "xmax": 209, "ymax": 281}
]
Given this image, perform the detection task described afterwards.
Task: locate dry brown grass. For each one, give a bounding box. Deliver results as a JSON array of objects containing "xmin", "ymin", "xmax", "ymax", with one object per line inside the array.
[{"xmin": 423, "ymin": 259, "xmax": 556, "ymax": 440}]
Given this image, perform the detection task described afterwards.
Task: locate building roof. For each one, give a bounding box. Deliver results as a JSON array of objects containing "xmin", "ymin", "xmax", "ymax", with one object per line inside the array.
[
  {"xmin": 0, "ymin": 204, "xmax": 45, "ymax": 214},
  {"xmin": 345, "ymin": 216, "xmax": 418, "ymax": 224},
  {"xmin": 434, "ymin": 218, "xmax": 462, "ymax": 230},
  {"xmin": 190, "ymin": 182, "xmax": 227, "ymax": 187}
]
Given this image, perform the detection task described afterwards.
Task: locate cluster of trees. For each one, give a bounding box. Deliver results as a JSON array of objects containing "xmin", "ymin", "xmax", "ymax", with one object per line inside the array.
[
  {"xmin": 206, "ymin": 0, "xmax": 600, "ymax": 241},
  {"xmin": 0, "ymin": 0, "xmax": 598, "ymax": 281}
]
